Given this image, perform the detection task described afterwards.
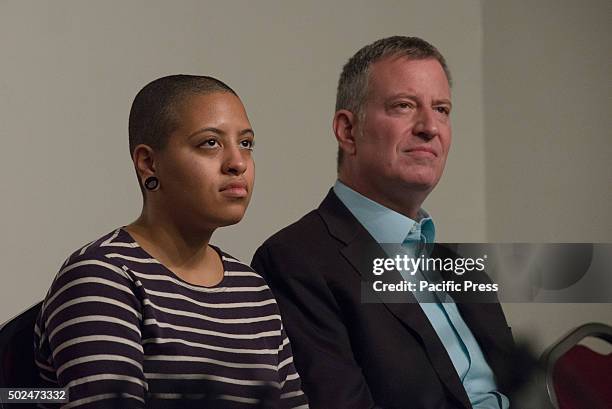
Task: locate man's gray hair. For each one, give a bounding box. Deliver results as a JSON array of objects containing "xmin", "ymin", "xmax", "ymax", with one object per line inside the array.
[{"xmin": 335, "ymin": 36, "xmax": 451, "ymax": 170}]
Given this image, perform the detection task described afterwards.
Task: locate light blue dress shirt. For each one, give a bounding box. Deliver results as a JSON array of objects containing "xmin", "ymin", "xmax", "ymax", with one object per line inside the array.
[{"xmin": 334, "ymin": 180, "xmax": 509, "ymax": 409}]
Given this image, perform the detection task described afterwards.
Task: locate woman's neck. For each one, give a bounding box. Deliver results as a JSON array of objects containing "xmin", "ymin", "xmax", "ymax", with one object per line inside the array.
[{"xmin": 125, "ymin": 210, "xmax": 224, "ymax": 286}]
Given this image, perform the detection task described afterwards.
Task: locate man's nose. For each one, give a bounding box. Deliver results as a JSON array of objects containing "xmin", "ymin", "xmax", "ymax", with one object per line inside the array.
[
  {"xmin": 412, "ymin": 108, "xmax": 439, "ymax": 140},
  {"xmin": 222, "ymin": 144, "xmax": 247, "ymax": 175}
]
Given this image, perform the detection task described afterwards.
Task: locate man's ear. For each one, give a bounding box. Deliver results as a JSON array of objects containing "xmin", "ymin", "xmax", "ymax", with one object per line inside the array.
[
  {"xmin": 132, "ymin": 144, "xmax": 157, "ymax": 184},
  {"xmin": 333, "ymin": 109, "xmax": 358, "ymax": 157}
]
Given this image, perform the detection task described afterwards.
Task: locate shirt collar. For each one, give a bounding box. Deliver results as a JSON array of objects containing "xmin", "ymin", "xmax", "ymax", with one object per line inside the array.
[{"xmin": 333, "ymin": 180, "xmax": 435, "ymax": 244}]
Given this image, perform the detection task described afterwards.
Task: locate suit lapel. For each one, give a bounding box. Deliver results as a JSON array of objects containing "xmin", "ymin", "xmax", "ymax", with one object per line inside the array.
[{"xmin": 318, "ymin": 190, "xmax": 472, "ymax": 409}]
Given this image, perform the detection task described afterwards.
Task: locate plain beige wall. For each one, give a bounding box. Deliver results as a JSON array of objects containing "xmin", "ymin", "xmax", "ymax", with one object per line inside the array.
[
  {"xmin": 1, "ymin": 0, "xmax": 609, "ymax": 356},
  {"xmin": 1, "ymin": 0, "xmax": 486, "ymax": 320},
  {"xmin": 482, "ymin": 0, "xmax": 612, "ymax": 353},
  {"xmin": 483, "ymin": 0, "xmax": 611, "ymax": 242}
]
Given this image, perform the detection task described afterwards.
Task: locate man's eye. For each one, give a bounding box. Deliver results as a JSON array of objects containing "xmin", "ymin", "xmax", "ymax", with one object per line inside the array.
[
  {"xmin": 240, "ymin": 139, "xmax": 254, "ymax": 150},
  {"xmin": 395, "ymin": 102, "xmax": 412, "ymax": 109},
  {"xmin": 435, "ymin": 107, "xmax": 450, "ymax": 115}
]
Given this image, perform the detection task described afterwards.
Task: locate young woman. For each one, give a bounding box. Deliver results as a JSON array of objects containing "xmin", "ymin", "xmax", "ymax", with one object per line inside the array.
[{"xmin": 34, "ymin": 75, "xmax": 308, "ymax": 408}]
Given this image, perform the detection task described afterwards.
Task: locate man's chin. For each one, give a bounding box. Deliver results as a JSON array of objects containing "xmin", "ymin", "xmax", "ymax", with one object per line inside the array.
[
  {"xmin": 400, "ymin": 177, "xmax": 439, "ymax": 192},
  {"xmin": 398, "ymin": 166, "xmax": 441, "ymax": 187}
]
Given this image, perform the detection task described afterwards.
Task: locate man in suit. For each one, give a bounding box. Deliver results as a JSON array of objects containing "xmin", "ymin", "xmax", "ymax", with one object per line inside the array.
[{"xmin": 252, "ymin": 36, "xmax": 514, "ymax": 409}]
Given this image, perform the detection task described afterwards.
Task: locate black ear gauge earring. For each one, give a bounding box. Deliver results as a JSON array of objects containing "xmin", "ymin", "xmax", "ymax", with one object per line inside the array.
[{"xmin": 144, "ymin": 176, "xmax": 159, "ymax": 191}]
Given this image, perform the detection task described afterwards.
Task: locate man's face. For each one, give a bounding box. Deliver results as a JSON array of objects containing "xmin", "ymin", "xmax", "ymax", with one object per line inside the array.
[{"xmin": 350, "ymin": 56, "xmax": 452, "ymax": 207}]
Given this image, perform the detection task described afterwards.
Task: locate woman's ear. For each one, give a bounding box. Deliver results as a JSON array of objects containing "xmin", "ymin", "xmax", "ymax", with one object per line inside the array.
[{"xmin": 132, "ymin": 144, "xmax": 157, "ymax": 183}]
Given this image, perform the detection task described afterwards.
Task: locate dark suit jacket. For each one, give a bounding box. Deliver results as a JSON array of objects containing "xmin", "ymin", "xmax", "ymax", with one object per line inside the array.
[{"xmin": 252, "ymin": 190, "xmax": 515, "ymax": 409}]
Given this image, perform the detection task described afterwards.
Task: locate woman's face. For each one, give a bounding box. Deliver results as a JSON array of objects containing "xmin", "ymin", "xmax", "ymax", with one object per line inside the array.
[{"xmin": 154, "ymin": 91, "xmax": 255, "ymax": 231}]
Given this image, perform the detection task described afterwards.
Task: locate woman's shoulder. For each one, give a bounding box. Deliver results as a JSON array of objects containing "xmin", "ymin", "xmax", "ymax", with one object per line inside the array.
[
  {"xmin": 63, "ymin": 228, "xmax": 138, "ymax": 265},
  {"xmin": 49, "ymin": 228, "xmax": 143, "ymax": 292},
  {"xmin": 38, "ymin": 228, "xmax": 144, "ymax": 335},
  {"xmin": 212, "ymin": 246, "xmax": 268, "ymax": 282},
  {"xmin": 212, "ymin": 246, "xmax": 250, "ymax": 269}
]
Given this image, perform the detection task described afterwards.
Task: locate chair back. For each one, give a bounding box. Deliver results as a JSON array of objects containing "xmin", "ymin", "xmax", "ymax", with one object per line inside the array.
[
  {"xmin": 540, "ymin": 322, "xmax": 612, "ymax": 409},
  {"xmin": 0, "ymin": 302, "xmax": 43, "ymax": 388}
]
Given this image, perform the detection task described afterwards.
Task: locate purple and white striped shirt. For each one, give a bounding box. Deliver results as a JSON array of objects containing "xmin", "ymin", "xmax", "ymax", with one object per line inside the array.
[{"xmin": 34, "ymin": 228, "xmax": 308, "ymax": 408}]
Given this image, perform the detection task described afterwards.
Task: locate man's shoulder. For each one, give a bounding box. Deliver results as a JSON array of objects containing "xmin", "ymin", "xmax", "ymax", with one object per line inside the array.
[
  {"xmin": 258, "ymin": 189, "xmax": 355, "ymax": 251},
  {"xmin": 258, "ymin": 208, "xmax": 327, "ymax": 249}
]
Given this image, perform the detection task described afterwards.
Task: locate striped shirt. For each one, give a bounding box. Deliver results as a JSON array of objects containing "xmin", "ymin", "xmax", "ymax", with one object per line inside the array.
[{"xmin": 34, "ymin": 228, "xmax": 308, "ymax": 408}]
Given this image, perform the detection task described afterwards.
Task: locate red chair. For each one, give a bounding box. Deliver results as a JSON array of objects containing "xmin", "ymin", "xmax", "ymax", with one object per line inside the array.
[{"xmin": 541, "ymin": 323, "xmax": 612, "ymax": 409}]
